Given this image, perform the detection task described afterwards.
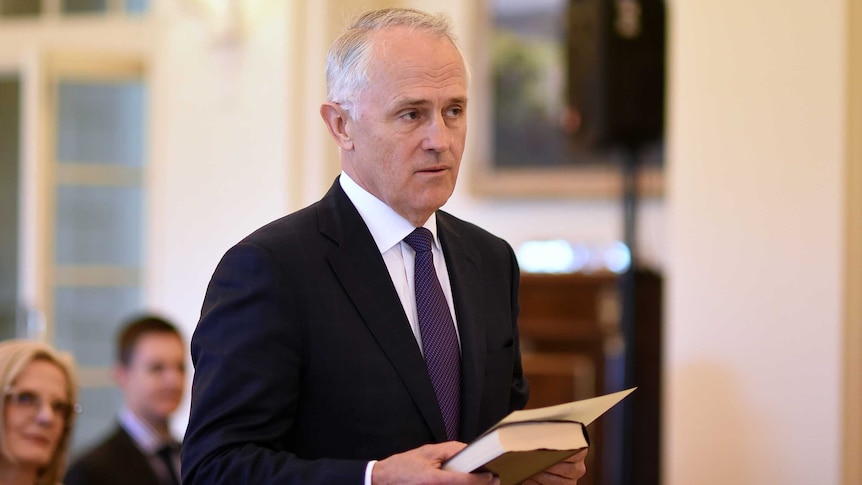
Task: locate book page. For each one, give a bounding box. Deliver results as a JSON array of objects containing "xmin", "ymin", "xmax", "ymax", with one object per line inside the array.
[{"xmin": 489, "ymin": 388, "xmax": 636, "ymax": 433}]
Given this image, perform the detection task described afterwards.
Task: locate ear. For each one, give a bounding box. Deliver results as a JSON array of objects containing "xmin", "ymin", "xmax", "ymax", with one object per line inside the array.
[
  {"xmin": 320, "ymin": 102, "xmax": 355, "ymax": 151},
  {"xmin": 113, "ymin": 364, "xmax": 128, "ymax": 389}
]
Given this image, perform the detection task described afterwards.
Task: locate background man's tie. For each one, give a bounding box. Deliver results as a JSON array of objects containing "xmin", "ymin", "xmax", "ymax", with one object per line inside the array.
[
  {"xmin": 156, "ymin": 444, "xmax": 181, "ymax": 485},
  {"xmin": 404, "ymin": 227, "xmax": 461, "ymax": 440}
]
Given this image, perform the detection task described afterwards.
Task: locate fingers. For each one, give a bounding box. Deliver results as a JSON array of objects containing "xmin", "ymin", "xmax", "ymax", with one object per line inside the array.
[
  {"xmin": 523, "ymin": 449, "xmax": 588, "ymax": 484},
  {"xmin": 566, "ymin": 449, "xmax": 588, "ymax": 463},
  {"xmin": 420, "ymin": 441, "xmax": 469, "ymax": 462},
  {"xmin": 374, "ymin": 441, "xmax": 496, "ymax": 485}
]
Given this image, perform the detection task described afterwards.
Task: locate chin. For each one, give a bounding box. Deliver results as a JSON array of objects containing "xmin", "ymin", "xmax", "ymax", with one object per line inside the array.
[
  {"xmin": 15, "ymin": 449, "xmax": 54, "ymax": 468},
  {"xmin": 156, "ymin": 402, "xmax": 182, "ymax": 417}
]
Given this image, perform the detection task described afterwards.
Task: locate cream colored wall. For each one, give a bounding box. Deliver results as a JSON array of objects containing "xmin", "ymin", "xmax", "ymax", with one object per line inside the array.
[
  {"xmin": 148, "ymin": 2, "xmax": 290, "ymax": 329},
  {"xmin": 665, "ymin": 1, "xmax": 848, "ymax": 484},
  {"xmin": 842, "ymin": 0, "xmax": 862, "ymax": 482},
  {"xmin": 144, "ymin": 2, "xmax": 293, "ymax": 433}
]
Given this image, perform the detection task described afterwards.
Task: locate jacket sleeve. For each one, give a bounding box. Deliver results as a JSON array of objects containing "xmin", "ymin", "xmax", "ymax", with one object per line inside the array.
[
  {"xmin": 181, "ymin": 241, "xmax": 367, "ymax": 485},
  {"xmin": 506, "ymin": 241, "xmax": 530, "ymax": 413}
]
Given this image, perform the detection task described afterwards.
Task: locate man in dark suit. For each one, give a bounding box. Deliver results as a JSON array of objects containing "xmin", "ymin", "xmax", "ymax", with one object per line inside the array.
[
  {"xmin": 65, "ymin": 315, "xmax": 185, "ymax": 485},
  {"xmin": 182, "ymin": 7, "xmax": 587, "ymax": 485}
]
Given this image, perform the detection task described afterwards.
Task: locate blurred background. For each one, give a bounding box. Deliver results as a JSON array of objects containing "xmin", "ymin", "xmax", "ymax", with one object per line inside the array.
[{"xmin": 0, "ymin": 0, "xmax": 860, "ymax": 484}]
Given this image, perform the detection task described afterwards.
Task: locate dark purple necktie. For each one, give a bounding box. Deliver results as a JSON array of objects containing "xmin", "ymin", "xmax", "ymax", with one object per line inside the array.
[{"xmin": 404, "ymin": 227, "xmax": 461, "ymax": 441}]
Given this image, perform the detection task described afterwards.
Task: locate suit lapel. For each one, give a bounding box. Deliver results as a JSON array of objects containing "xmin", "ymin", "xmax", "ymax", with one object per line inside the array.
[
  {"xmin": 318, "ymin": 180, "xmax": 448, "ymax": 442},
  {"xmin": 437, "ymin": 212, "xmax": 487, "ymax": 441},
  {"xmin": 114, "ymin": 427, "xmax": 165, "ymax": 485}
]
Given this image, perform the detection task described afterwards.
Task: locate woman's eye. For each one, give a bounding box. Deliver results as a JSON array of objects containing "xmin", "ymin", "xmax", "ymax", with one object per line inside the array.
[{"xmin": 17, "ymin": 392, "xmax": 37, "ymax": 405}]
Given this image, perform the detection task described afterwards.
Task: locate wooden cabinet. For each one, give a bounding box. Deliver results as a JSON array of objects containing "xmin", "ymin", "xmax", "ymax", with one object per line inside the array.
[{"xmin": 517, "ymin": 271, "xmax": 662, "ymax": 485}]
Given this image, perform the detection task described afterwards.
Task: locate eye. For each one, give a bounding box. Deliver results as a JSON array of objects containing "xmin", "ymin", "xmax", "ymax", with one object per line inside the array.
[
  {"xmin": 400, "ymin": 110, "xmax": 420, "ymax": 121},
  {"xmin": 444, "ymin": 106, "xmax": 463, "ymax": 118},
  {"xmin": 51, "ymin": 401, "xmax": 73, "ymax": 418},
  {"xmin": 15, "ymin": 391, "xmax": 38, "ymax": 407}
]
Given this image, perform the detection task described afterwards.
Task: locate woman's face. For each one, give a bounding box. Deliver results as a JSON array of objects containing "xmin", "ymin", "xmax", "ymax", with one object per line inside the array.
[{"xmin": 3, "ymin": 360, "xmax": 70, "ymax": 471}]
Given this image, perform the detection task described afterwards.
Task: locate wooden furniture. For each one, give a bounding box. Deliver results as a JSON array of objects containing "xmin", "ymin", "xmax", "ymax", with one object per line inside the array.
[{"xmin": 517, "ymin": 270, "xmax": 662, "ymax": 485}]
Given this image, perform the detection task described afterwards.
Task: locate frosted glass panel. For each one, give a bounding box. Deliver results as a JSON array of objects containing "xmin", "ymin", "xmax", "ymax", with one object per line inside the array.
[
  {"xmin": 57, "ymin": 81, "xmax": 145, "ymax": 166},
  {"xmin": 62, "ymin": 0, "xmax": 107, "ymax": 13},
  {"xmin": 53, "ymin": 287, "xmax": 142, "ymax": 367},
  {"xmin": 55, "ymin": 186, "xmax": 144, "ymax": 266},
  {"xmin": 126, "ymin": 0, "xmax": 148, "ymax": 13},
  {"xmin": 0, "ymin": 77, "xmax": 20, "ymax": 340},
  {"xmin": 0, "ymin": 0, "xmax": 40, "ymax": 16},
  {"xmin": 71, "ymin": 386, "xmax": 123, "ymax": 453}
]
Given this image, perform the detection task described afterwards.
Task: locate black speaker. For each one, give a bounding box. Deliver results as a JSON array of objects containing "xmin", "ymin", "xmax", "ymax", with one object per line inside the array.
[{"xmin": 566, "ymin": 0, "xmax": 666, "ymax": 150}]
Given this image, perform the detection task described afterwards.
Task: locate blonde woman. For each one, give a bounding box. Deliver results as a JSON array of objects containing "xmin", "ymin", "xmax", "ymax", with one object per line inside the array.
[{"xmin": 0, "ymin": 340, "xmax": 79, "ymax": 485}]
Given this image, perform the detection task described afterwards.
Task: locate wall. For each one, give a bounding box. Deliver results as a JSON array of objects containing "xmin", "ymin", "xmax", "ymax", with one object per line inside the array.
[
  {"xmin": 665, "ymin": 1, "xmax": 847, "ymax": 484},
  {"xmin": 843, "ymin": 0, "xmax": 862, "ymax": 481},
  {"xmin": 148, "ymin": 2, "xmax": 289, "ymax": 328},
  {"xmin": 144, "ymin": 1, "xmax": 291, "ymax": 434}
]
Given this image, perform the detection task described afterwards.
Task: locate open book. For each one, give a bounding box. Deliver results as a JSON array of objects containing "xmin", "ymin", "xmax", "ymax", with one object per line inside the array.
[{"xmin": 443, "ymin": 388, "xmax": 636, "ymax": 485}]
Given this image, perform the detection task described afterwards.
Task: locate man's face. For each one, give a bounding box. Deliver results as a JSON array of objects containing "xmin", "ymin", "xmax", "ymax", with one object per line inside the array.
[
  {"xmin": 116, "ymin": 333, "xmax": 185, "ymax": 426},
  {"xmin": 341, "ymin": 27, "xmax": 468, "ymax": 225}
]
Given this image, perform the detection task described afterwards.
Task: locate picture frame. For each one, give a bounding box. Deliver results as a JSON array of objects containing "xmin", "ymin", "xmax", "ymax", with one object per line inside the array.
[{"xmin": 467, "ymin": 0, "xmax": 664, "ymax": 198}]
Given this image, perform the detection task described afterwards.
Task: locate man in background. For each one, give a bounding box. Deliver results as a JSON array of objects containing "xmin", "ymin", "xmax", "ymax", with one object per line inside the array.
[{"xmin": 65, "ymin": 314, "xmax": 185, "ymax": 485}]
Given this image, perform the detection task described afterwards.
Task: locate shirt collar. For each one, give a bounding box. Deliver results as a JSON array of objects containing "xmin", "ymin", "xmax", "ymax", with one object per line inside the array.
[
  {"xmin": 339, "ymin": 171, "xmax": 440, "ymax": 252},
  {"xmin": 119, "ymin": 407, "xmax": 175, "ymax": 454}
]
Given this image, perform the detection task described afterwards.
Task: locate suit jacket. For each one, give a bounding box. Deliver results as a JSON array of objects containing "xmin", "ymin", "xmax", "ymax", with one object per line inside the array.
[
  {"xmin": 64, "ymin": 426, "xmax": 165, "ymax": 485},
  {"xmin": 182, "ymin": 178, "xmax": 529, "ymax": 484}
]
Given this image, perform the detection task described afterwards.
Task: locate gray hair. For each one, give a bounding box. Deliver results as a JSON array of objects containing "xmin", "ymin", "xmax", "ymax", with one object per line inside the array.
[{"xmin": 325, "ymin": 7, "xmax": 469, "ymax": 119}]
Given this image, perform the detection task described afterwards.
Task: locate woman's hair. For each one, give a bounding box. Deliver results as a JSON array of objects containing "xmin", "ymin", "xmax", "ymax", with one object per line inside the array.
[
  {"xmin": 0, "ymin": 339, "xmax": 79, "ymax": 485},
  {"xmin": 325, "ymin": 7, "xmax": 469, "ymax": 119}
]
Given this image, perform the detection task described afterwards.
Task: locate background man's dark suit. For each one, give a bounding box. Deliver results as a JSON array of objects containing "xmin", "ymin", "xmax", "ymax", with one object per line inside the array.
[
  {"xmin": 64, "ymin": 426, "xmax": 164, "ymax": 485},
  {"xmin": 182, "ymin": 179, "xmax": 529, "ymax": 484}
]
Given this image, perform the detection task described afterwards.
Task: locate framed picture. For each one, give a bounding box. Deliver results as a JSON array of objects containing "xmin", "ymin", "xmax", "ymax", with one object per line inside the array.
[{"xmin": 468, "ymin": 0, "xmax": 665, "ymax": 198}]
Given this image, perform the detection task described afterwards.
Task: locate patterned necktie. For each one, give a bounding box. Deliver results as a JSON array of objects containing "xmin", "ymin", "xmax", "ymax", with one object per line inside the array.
[
  {"xmin": 404, "ymin": 227, "xmax": 461, "ymax": 441},
  {"xmin": 156, "ymin": 444, "xmax": 181, "ymax": 485}
]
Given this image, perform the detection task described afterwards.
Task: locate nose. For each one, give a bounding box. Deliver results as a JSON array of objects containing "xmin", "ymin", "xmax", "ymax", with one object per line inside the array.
[
  {"xmin": 163, "ymin": 365, "xmax": 185, "ymax": 388},
  {"xmin": 421, "ymin": 113, "xmax": 451, "ymax": 153},
  {"xmin": 33, "ymin": 402, "xmax": 59, "ymax": 425}
]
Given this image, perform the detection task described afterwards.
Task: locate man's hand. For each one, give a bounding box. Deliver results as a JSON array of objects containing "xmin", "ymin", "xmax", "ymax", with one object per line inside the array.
[
  {"xmin": 521, "ymin": 449, "xmax": 588, "ymax": 485},
  {"xmin": 373, "ymin": 442, "xmax": 499, "ymax": 485}
]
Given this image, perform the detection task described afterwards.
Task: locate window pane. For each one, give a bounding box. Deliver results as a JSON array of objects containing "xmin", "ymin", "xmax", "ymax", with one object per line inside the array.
[
  {"xmin": 53, "ymin": 286, "xmax": 143, "ymax": 367},
  {"xmin": 0, "ymin": 0, "xmax": 40, "ymax": 16},
  {"xmin": 126, "ymin": 0, "xmax": 148, "ymax": 14},
  {"xmin": 57, "ymin": 80, "xmax": 146, "ymax": 166},
  {"xmin": 71, "ymin": 386, "xmax": 123, "ymax": 453},
  {"xmin": 0, "ymin": 77, "xmax": 20, "ymax": 340},
  {"xmin": 62, "ymin": 0, "xmax": 107, "ymax": 13},
  {"xmin": 55, "ymin": 185, "xmax": 144, "ymax": 266}
]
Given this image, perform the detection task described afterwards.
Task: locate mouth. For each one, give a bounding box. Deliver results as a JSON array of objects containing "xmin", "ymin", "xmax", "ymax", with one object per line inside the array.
[
  {"xmin": 417, "ymin": 165, "xmax": 449, "ymax": 174},
  {"xmin": 24, "ymin": 435, "xmax": 51, "ymax": 446}
]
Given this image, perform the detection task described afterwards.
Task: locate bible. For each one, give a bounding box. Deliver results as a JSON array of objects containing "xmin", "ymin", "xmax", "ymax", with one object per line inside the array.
[{"xmin": 442, "ymin": 388, "xmax": 636, "ymax": 485}]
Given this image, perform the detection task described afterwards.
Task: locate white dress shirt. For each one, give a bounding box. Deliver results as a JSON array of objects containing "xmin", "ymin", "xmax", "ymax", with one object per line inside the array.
[{"xmin": 339, "ymin": 171, "xmax": 460, "ymax": 351}]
